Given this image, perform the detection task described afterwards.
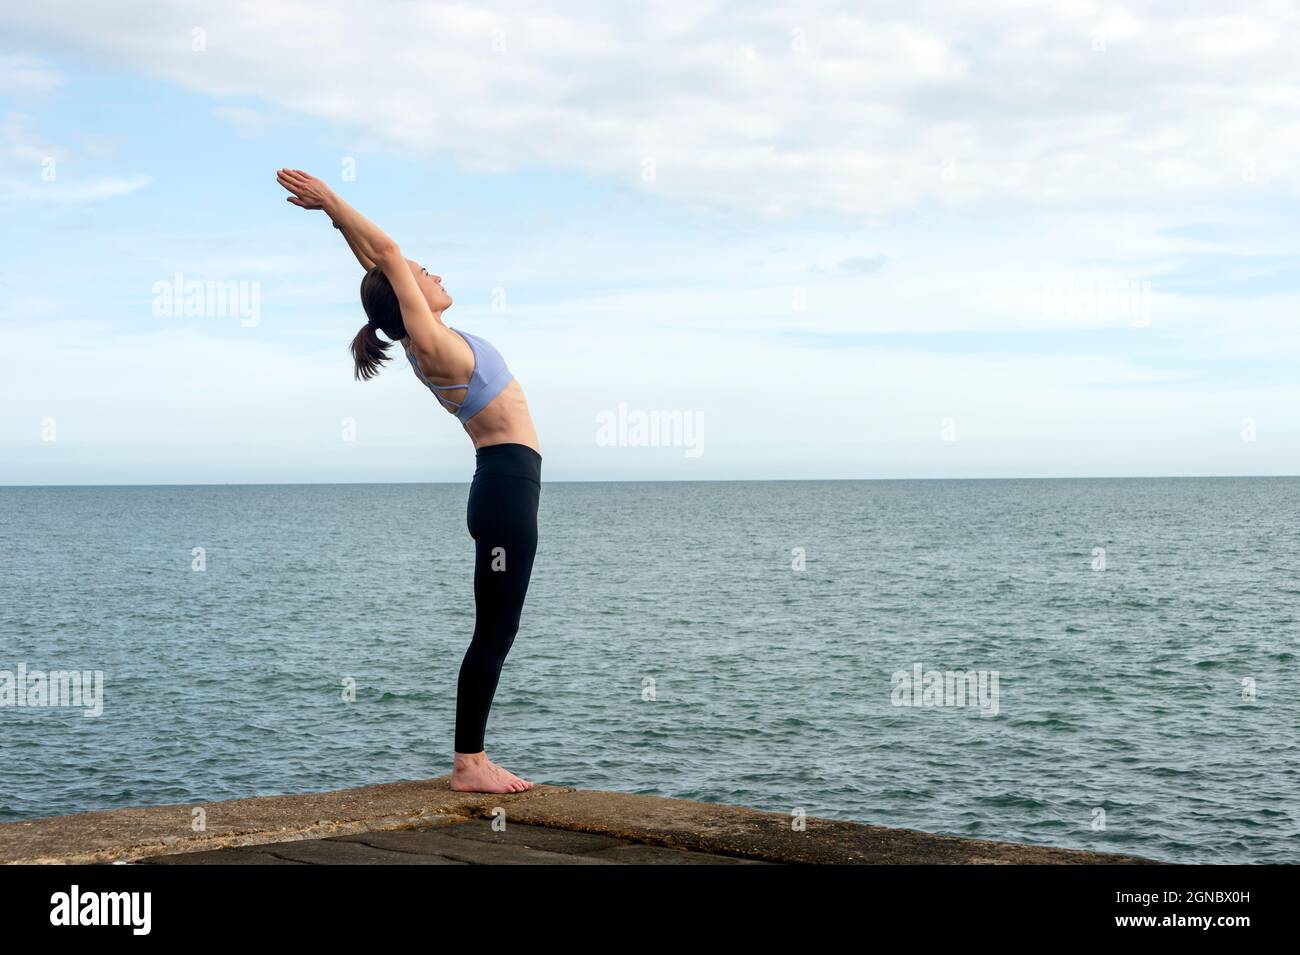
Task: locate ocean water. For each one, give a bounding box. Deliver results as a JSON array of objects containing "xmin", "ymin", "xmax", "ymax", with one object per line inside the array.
[{"xmin": 1, "ymin": 477, "xmax": 1296, "ymax": 864}]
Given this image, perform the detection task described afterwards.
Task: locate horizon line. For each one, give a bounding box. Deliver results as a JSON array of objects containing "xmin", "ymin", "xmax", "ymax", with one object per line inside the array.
[{"xmin": 2, "ymin": 472, "xmax": 1297, "ymax": 489}]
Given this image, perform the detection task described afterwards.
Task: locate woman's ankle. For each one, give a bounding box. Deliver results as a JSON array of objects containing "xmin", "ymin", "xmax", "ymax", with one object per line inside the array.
[{"xmin": 453, "ymin": 750, "xmax": 487, "ymax": 767}]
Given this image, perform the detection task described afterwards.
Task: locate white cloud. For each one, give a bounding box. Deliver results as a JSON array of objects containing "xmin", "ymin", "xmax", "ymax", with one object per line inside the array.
[
  {"xmin": 0, "ymin": 54, "xmax": 61, "ymax": 92},
  {"xmin": 3, "ymin": 1, "xmax": 1299, "ymax": 216},
  {"xmin": 0, "ymin": 112, "xmax": 150, "ymax": 202},
  {"xmin": 1, "ymin": 112, "xmax": 54, "ymax": 163},
  {"xmin": 0, "ymin": 174, "xmax": 152, "ymax": 201}
]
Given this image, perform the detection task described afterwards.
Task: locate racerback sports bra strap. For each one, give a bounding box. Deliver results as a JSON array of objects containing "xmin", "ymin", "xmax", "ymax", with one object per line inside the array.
[{"xmin": 403, "ymin": 326, "xmax": 514, "ymax": 423}]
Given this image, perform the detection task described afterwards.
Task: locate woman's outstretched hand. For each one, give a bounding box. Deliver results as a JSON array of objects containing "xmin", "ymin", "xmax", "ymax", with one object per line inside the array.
[{"xmin": 276, "ymin": 168, "xmax": 335, "ymax": 211}]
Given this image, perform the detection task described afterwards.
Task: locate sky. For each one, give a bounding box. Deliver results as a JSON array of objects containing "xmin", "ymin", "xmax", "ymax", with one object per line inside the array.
[{"xmin": 2, "ymin": 0, "xmax": 1299, "ymax": 484}]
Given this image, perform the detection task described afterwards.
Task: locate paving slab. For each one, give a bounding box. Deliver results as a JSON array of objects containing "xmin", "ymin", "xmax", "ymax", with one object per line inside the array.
[
  {"xmin": 137, "ymin": 818, "xmax": 773, "ymax": 865},
  {"xmin": 337, "ymin": 820, "xmax": 629, "ymax": 856},
  {"xmin": 139, "ymin": 846, "xmax": 311, "ymax": 865}
]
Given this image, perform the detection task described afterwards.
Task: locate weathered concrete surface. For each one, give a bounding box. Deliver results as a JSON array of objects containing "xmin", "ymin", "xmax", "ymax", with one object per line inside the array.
[
  {"xmin": 0, "ymin": 777, "xmax": 1158, "ymax": 865},
  {"xmin": 489, "ymin": 789, "xmax": 1159, "ymax": 864},
  {"xmin": 134, "ymin": 819, "xmax": 771, "ymax": 865},
  {"xmin": 0, "ymin": 778, "xmax": 542, "ymax": 866}
]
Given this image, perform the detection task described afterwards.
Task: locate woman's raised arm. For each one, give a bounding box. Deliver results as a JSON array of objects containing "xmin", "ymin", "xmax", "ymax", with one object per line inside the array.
[
  {"xmin": 336, "ymin": 220, "xmax": 376, "ymax": 271},
  {"xmin": 276, "ymin": 168, "xmax": 438, "ymax": 354}
]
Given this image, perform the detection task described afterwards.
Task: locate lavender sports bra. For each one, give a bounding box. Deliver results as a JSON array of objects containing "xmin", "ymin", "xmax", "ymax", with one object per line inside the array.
[{"xmin": 402, "ymin": 326, "xmax": 514, "ymax": 424}]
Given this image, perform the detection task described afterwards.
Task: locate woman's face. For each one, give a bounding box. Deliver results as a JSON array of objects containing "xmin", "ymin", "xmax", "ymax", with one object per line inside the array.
[{"xmin": 408, "ymin": 259, "xmax": 453, "ymax": 311}]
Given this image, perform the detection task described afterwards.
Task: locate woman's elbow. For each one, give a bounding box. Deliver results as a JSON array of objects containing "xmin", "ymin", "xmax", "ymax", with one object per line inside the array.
[{"xmin": 372, "ymin": 240, "xmax": 401, "ymax": 264}]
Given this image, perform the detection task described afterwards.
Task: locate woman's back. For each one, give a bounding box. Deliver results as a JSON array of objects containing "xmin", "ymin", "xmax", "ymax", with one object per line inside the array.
[{"xmin": 402, "ymin": 325, "xmax": 540, "ymax": 453}]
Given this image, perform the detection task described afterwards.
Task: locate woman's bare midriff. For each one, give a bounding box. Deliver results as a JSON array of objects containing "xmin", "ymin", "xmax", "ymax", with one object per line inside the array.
[
  {"xmin": 404, "ymin": 328, "xmax": 540, "ymax": 454},
  {"xmin": 462, "ymin": 378, "xmax": 540, "ymax": 453}
]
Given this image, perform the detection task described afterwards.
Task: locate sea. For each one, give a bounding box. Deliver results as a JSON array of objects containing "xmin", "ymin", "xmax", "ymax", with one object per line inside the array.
[{"xmin": 1, "ymin": 477, "xmax": 1296, "ymax": 863}]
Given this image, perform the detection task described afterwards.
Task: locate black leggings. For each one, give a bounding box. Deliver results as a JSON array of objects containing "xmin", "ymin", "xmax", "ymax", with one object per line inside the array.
[{"xmin": 455, "ymin": 442, "xmax": 541, "ymax": 754}]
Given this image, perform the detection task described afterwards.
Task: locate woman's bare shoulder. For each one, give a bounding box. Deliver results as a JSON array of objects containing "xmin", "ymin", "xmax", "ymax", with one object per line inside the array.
[{"xmin": 404, "ymin": 327, "xmax": 473, "ymax": 378}]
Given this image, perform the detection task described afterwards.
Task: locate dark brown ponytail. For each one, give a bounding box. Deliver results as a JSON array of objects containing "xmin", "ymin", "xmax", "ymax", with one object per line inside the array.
[
  {"xmin": 351, "ymin": 266, "xmax": 408, "ymax": 381},
  {"xmin": 350, "ymin": 322, "xmax": 391, "ymax": 381}
]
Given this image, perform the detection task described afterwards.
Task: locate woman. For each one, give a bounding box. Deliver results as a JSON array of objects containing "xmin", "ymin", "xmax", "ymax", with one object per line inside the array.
[{"xmin": 276, "ymin": 168, "xmax": 540, "ymax": 794}]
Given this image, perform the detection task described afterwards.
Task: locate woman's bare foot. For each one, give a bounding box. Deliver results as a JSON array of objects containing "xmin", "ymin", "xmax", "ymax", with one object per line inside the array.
[{"xmin": 450, "ymin": 751, "xmax": 535, "ymax": 793}]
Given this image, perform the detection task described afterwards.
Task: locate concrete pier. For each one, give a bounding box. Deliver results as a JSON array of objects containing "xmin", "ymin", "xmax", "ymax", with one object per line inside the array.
[{"xmin": 0, "ymin": 778, "xmax": 1159, "ymax": 865}]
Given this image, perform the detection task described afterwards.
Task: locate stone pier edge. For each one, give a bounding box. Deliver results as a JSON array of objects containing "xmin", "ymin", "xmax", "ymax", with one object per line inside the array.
[{"xmin": 0, "ymin": 777, "xmax": 1160, "ymax": 865}]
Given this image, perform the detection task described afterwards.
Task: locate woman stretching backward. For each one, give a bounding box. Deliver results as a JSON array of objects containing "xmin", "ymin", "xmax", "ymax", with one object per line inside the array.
[{"xmin": 277, "ymin": 167, "xmax": 540, "ymax": 794}]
